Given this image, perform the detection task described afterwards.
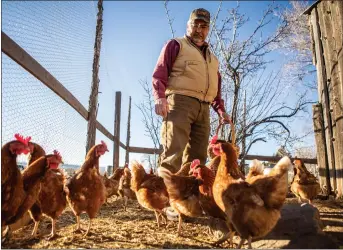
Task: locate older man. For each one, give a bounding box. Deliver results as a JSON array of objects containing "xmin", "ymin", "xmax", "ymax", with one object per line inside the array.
[{"xmin": 152, "ymin": 8, "xmax": 231, "ymax": 173}]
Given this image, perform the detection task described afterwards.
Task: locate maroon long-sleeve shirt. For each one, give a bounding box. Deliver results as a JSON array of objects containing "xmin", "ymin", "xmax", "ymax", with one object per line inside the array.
[{"xmin": 152, "ymin": 37, "xmax": 226, "ymax": 115}]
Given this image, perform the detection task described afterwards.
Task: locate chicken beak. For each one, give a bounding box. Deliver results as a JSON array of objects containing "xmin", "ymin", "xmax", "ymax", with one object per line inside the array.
[
  {"xmin": 106, "ymin": 149, "xmax": 109, "ymax": 152},
  {"xmin": 61, "ymin": 160, "xmax": 64, "ymax": 165}
]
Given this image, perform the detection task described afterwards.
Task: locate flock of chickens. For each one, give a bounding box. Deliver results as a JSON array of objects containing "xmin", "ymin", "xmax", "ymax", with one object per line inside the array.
[{"xmin": 1, "ymin": 132, "xmax": 321, "ymax": 248}]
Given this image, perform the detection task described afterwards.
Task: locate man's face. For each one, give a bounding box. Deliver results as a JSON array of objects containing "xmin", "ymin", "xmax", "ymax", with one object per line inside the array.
[{"xmin": 187, "ymin": 19, "xmax": 209, "ymax": 46}]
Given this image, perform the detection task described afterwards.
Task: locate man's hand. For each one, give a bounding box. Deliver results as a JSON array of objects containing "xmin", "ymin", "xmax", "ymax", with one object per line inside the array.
[
  {"xmin": 155, "ymin": 98, "xmax": 169, "ymax": 118},
  {"xmin": 219, "ymin": 112, "xmax": 231, "ymax": 124}
]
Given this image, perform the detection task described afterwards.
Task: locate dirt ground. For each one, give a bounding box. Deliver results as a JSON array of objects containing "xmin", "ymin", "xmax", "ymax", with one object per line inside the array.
[{"xmin": 2, "ymin": 197, "xmax": 343, "ymax": 249}]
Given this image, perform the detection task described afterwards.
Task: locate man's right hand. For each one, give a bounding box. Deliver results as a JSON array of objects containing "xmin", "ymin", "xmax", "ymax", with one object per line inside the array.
[{"xmin": 155, "ymin": 98, "xmax": 169, "ymax": 118}]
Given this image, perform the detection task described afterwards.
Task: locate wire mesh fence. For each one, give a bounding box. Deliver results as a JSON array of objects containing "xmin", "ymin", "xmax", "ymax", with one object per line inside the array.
[{"xmin": 1, "ymin": 1, "xmax": 98, "ymax": 164}]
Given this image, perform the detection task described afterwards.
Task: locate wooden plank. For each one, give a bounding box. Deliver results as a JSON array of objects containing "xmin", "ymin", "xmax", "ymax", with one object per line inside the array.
[
  {"xmin": 125, "ymin": 96, "xmax": 132, "ymax": 164},
  {"xmin": 96, "ymin": 121, "xmax": 113, "ymax": 141},
  {"xmin": 1, "ymin": 31, "xmax": 89, "ymax": 120},
  {"xmin": 242, "ymin": 155, "xmax": 317, "ymax": 165},
  {"xmin": 311, "ymin": 7, "xmax": 337, "ymax": 192},
  {"xmin": 128, "ymin": 146, "xmax": 163, "ymax": 155},
  {"xmin": 86, "ymin": 0, "xmax": 104, "ymax": 153},
  {"xmin": 113, "ymin": 91, "xmax": 122, "ymax": 170},
  {"xmin": 319, "ymin": 1, "xmax": 343, "ymax": 198},
  {"xmin": 95, "ymin": 122, "xmax": 126, "ymax": 149},
  {"xmin": 330, "ymin": 0, "xmax": 343, "ymax": 198},
  {"xmin": 313, "ymin": 104, "xmax": 331, "ymax": 195}
]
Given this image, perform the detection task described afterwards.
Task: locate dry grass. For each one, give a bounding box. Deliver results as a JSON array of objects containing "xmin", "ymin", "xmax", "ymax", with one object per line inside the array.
[{"xmin": 2, "ymin": 197, "xmax": 343, "ymax": 249}]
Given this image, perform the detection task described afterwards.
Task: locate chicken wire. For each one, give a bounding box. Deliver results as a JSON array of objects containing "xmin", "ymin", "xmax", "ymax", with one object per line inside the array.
[{"xmin": 1, "ymin": 1, "xmax": 98, "ymax": 165}]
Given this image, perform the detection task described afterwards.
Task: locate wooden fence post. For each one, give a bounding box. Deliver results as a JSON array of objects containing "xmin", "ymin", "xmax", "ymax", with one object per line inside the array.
[
  {"xmin": 86, "ymin": 0, "xmax": 103, "ymax": 154},
  {"xmin": 125, "ymin": 96, "xmax": 131, "ymax": 164},
  {"xmin": 311, "ymin": 7, "xmax": 337, "ymax": 192},
  {"xmin": 313, "ymin": 103, "xmax": 331, "ymax": 195},
  {"xmin": 113, "ymin": 91, "xmax": 121, "ymax": 171},
  {"xmin": 317, "ymin": 1, "xmax": 343, "ymax": 198}
]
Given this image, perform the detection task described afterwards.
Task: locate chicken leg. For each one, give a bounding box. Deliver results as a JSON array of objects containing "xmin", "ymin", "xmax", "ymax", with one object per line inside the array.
[
  {"xmin": 237, "ymin": 238, "xmax": 245, "ymax": 249},
  {"xmin": 1, "ymin": 226, "xmax": 11, "ymax": 243},
  {"xmin": 84, "ymin": 219, "xmax": 92, "ymax": 237},
  {"xmin": 247, "ymin": 236, "xmax": 252, "ymax": 249},
  {"xmin": 46, "ymin": 219, "xmax": 56, "ymax": 240},
  {"xmin": 123, "ymin": 196, "xmax": 128, "ymax": 211},
  {"xmin": 177, "ymin": 213, "xmax": 183, "ymax": 236},
  {"xmin": 154, "ymin": 211, "xmax": 161, "ymax": 228},
  {"xmin": 74, "ymin": 215, "xmax": 84, "ymax": 233},
  {"xmin": 31, "ymin": 221, "xmax": 40, "ymax": 237}
]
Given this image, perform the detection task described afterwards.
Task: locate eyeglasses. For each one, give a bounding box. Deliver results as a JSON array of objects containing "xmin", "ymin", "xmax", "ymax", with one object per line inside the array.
[{"xmin": 190, "ymin": 22, "xmax": 209, "ymax": 30}]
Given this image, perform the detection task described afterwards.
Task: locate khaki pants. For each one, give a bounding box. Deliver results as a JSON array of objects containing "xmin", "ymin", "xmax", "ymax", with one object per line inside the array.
[{"xmin": 160, "ymin": 94, "xmax": 210, "ymax": 173}]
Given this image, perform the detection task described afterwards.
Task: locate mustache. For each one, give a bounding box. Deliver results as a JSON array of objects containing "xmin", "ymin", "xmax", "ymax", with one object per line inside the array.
[{"xmin": 193, "ymin": 34, "xmax": 203, "ymax": 39}]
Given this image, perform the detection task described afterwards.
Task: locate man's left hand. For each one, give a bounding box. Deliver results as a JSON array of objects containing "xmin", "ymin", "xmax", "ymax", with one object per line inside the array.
[{"xmin": 219, "ymin": 112, "xmax": 231, "ymax": 124}]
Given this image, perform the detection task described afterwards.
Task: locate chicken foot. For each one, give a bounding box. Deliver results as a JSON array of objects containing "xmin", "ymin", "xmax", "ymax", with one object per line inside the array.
[
  {"xmin": 237, "ymin": 236, "xmax": 253, "ymax": 249},
  {"xmin": 74, "ymin": 215, "xmax": 85, "ymax": 233},
  {"xmin": 212, "ymin": 230, "xmax": 235, "ymax": 247}
]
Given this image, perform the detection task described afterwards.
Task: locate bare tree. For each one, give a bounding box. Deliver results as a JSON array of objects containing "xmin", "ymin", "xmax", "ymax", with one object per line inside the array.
[
  {"xmin": 272, "ymin": 1, "xmax": 316, "ymax": 89},
  {"xmin": 136, "ymin": 79, "xmax": 162, "ymax": 150},
  {"xmin": 164, "ymin": 0, "xmax": 175, "ymax": 38},
  {"xmin": 207, "ymin": 2, "xmax": 316, "ymax": 172},
  {"xmin": 141, "ymin": 154, "xmax": 158, "ymax": 174}
]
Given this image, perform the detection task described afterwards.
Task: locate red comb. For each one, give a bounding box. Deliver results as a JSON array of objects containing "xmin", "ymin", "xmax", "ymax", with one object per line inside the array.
[
  {"xmin": 190, "ymin": 159, "xmax": 201, "ymax": 169},
  {"xmin": 210, "ymin": 135, "xmax": 218, "ymax": 144},
  {"xmin": 53, "ymin": 150, "xmax": 63, "ymax": 161},
  {"xmin": 100, "ymin": 140, "xmax": 107, "ymax": 147},
  {"xmin": 14, "ymin": 133, "xmax": 31, "ymax": 146}
]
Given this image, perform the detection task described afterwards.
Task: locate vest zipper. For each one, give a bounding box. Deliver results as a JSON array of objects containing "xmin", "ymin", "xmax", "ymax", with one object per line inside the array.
[{"xmin": 187, "ymin": 40, "xmax": 210, "ymax": 101}]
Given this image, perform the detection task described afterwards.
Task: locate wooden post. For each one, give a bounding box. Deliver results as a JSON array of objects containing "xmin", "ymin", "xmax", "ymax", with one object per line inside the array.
[
  {"xmin": 86, "ymin": 0, "xmax": 103, "ymax": 154},
  {"xmin": 113, "ymin": 91, "xmax": 122, "ymax": 171},
  {"xmin": 318, "ymin": 1, "xmax": 343, "ymax": 198},
  {"xmin": 310, "ymin": 7, "xmax": 337, "ymax": 193},
  {"xmin": 332, "ymin": 0, "xmax": 343, "ymax": 198},
  {"xmin": 313, "ymin": 103, "xmax": 331, "ymax": 195},
  {"xmin": 125, "ymin": 96, "xmax": 132, "ymax": 164}
]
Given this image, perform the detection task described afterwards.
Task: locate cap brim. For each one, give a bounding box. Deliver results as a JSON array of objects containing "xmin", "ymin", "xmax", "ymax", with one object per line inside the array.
[{"xmin": 192, "ymin": 16, "xmax": 210, "ymax": 23}]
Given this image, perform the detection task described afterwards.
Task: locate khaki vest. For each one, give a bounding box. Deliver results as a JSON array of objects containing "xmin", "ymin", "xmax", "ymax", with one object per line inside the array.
[{"xmin": 166, "ymin": 36, "xmax": 219, "ymax": 103}]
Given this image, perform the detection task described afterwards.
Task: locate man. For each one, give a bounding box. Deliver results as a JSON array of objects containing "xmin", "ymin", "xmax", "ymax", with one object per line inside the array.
[{"xmin": 152, "ymin": 8, "xmax": 231, "ymax": 173}]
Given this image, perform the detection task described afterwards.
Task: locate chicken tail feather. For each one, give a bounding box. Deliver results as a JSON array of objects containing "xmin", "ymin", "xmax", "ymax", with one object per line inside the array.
[
  {"xmin": 248, "ymin": 159, "xmax": 264, "ymax": 176},
  {"xmin": 263, "ymin": 156, "xmax": 292, "ymax": 209},
  {"xmin": 269, "ymin": 156, "xmax": 292, "ymax": 176},
  {"xmin": 130, "ymin": 161, "xmax": 146, "ymax": 191}
]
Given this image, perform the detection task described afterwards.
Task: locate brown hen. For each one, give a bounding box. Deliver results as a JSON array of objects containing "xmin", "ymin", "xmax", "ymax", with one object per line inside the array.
[
  {"xmin": 212, "ymin": 142, "xmax": 291, "ymax": 249},
  {"xmin": 131, "ymin": 161, "xmax": 169, "ymax": 228},
  {"xmin": 64, "ymin": 141, "xmax": 108, "ymax": 236}
]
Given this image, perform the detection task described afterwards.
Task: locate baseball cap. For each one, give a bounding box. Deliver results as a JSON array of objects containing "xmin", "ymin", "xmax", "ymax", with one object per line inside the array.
[{"xmin": 189, "ymin": 8, "xmax": 210, "ymax": 24}]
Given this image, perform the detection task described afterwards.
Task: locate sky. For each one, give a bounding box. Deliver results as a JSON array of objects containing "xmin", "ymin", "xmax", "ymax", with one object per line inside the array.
[{"xmin": 1, "ymin": 1, "xmax": 317, "ymax": 168}]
